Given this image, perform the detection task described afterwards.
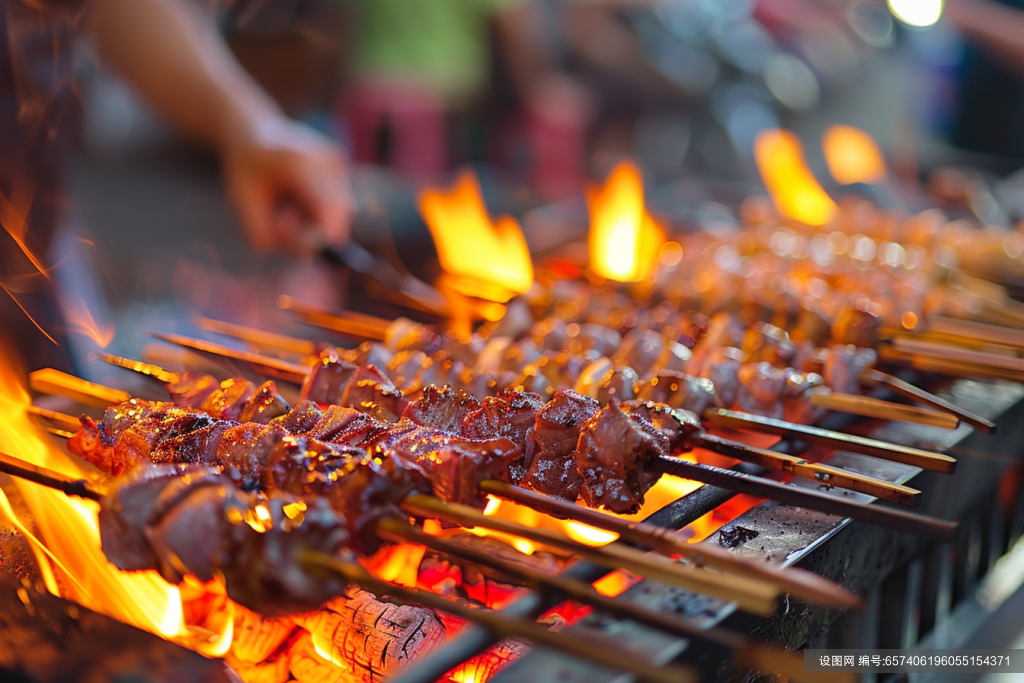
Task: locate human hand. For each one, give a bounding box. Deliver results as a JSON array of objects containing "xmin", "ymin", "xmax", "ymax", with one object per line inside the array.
[{"xmin": 222, "ymin": 116, "xmax": 353, "ymax": 254}]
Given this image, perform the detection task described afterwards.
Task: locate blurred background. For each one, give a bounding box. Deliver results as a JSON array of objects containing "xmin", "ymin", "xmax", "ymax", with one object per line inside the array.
[{"xmin": 62, "ymin": 0, "xmax": 1024, "ymax": 363}]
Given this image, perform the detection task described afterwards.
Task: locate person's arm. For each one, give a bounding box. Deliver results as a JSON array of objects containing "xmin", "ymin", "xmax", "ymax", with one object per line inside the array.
[
  {"xmin": 946, "ymin": 0, "xmax": 1024, "ymax": 78},
  {"xmin": 87, "ymin": 0, "xmax": 351, "ymax": 251}
]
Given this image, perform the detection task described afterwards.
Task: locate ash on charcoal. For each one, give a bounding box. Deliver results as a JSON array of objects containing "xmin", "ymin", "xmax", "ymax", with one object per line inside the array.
[{"xmin": 718, "ymin": 526, "xmax": 760, "ymax": 549}]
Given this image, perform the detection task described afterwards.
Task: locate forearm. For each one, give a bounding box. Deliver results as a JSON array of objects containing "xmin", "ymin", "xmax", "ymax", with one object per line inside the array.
[
  {"xmin": 87, "ymin": 0, "xmax": 281, "ymax": 150},
  {"xmin": 946, "ymin": 0, "xmax": 1024, "ymax": 77}
]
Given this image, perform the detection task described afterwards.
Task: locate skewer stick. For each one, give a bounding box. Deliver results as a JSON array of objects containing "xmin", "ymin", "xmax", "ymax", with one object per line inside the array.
[
  {"xmin": 879, "ymin": 348, "xmax": 1024, "ymax": 384},
  {"xmin": 29, "ymin": 368, "xmax": 132, "ymax": 408},
  {"xmin": 693, "ymin": 434, "xmax": 921, "ymax": 507},
  {"xmin": 27, "ymin": 405, "xmax": 83, "ymax": 434},
  {"xmin": 925, "ymin": 316, "xmax": 1024, "ymax": 350},
  {"xmin": 41, "ymin": 366, "xmax": 858, "ymax": 612},
  {"xmin": 149, "ymin": 332, "xmax": 309, "ymax": 384},
  {"xmin": 650, "ymin": 457, "xmax": 957, "ymax": 542},
  {"xmin": 299, "ymin": 549, "xmax": 698, "ymax": 683},
  {"xmin": 193, "ymin": 316, "xmax": 320, "ymax": 358},
  {"xmin": 479, "ymin": 480, "xmax": 863, "ymax": 610},
  {"xmin": 704, "ymin": 409, "xmax": 958, "ymax": 473},
  {"xmin": 278, "ymin": 296, "xmax": 390, "ymax": 341},
  {"xmin": 400, "ymin": 494, "xmax": 780, "ymax": 615},
  {"xmin": 0, "ymin": 451, "xmax": 103, "ymax": 501},
  {"xmin": 808, "ymin": 392, "xmax": 959, "ymax": 430},
  {"xmin": 859, "ymin": 368, "xmax": 994, "ymax": 434},
  {"xmin": 892, "ymin": 337, "xmax": 1024, "ymax": 374}
]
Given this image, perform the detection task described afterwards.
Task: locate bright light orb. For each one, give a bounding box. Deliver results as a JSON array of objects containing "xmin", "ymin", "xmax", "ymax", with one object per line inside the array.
[{"xmin": 888, "ymin": 0, "xmax": 943, "ymax": 27}]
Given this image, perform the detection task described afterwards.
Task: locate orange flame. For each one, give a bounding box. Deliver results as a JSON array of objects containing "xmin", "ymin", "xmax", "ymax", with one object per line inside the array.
[
  {"xmin": 754, "ymin": 130, "xmax": 837, "ymax": 227},
  {"xmin": 63, "ymin": 293, "xmax": 115, "ymax": 348},
  {"xmin": 420, "ymin": 171, "xmax": 534, "ymax": 303},
  {"xmin": 822, "ymin": 125, "xmax": 887, "ymax": 186},
  {"xmin": 587, "ymin": 162, "xmax": 665, "ymax": 283},
  {"xmin": 0, "ymin": 360, "xmax": 185, "ymax": 639}
]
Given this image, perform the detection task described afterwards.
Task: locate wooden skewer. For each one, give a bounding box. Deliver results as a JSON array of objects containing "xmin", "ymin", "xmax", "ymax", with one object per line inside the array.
[
  {"xmin": 479, "ymin": 480, "xmax": 863, "ymax": 610},
  {"xmin": 29, "ymin": 368, "xmax": 132, "ymax": 408},
  {"xmin": 879, "ymin": 347, "xmax": 1024, "ymax": 384},
  {"xmin": 704, "ymin": 409, "xmax": 957, "ymax": 473},
  {"xmin": 300, "ymin": 549, "xmax": 699, "ymax": 683},
  {"xmin": 925, "ymin": 315, "xmax": 1024, "ymax": 350},
  {"xmin": 859, "ymin": 368, "xmax": 995, "ymax": 434},
  {"xmin": 400, "ymin": 494, "xmax": 781, "ymax": 615},
  {"xmin": 0, "ymin": 451, "xmax": 104, "ymax": 501},
  {"xmin": 193, "ymin": 316, "xmax": 320, "ymax": 358},
  {"xmin": 31, "ymin": 366, "xmax": 861, "ymax": 611},
  {"xmin": 278, "ymin": 295, "xmax": 390, "ymax": 341},
  {"xmin": 149, "ymin": 332, "xmax": 309, "ymax": 384},
  {"xmin": 692, "ymin": 434, "xmax": 921, "ymax": 507},
  {"xmin": 892, "ymin": 337, "xmax": 1024, "ymax": 374},
  {"xmin": 808, "ymin": 392, "xmax": 960, "ymax": 430}
]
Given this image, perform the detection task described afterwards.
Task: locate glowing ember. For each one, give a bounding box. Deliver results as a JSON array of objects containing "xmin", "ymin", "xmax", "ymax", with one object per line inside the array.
[
  {"xmin": 420, "ymin": 171, "xmax": 534, "ymax": 303},
  {"xmin": 823, "ymin": 125, "xmax": 887, "ymax": 186},
  {"xmin": 754, "ymin": 129, "xmax": 837, "ymax": 227},
  {"xmin": 587, "ymin": 162, "xmax": 665, "ymax": 283}
]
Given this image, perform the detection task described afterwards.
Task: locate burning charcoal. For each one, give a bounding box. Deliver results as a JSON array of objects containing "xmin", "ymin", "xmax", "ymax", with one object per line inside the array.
[
  {"xmin": 575, "ymin": 401, "xmax": 669, "ymax": 514},
  {"xmin": 225, "ymin": 605, "xmax": 298, "ymax": 665},
  {"xmin": 200, "ymin": 377, "xmax": 255, "ymax": 421},
  {"xmin": 402, "ymin": 385, "xmax": 480, "ymax": 432},
  {"xmin": 295, "ymin": 588, "xmax": 447, "ymax": 683},
  {"xmin": 238, "ymin": 380, "xmax": 291, "ymax": 424},
  {"xmin": 522, "ymin": 390, "xmax": 598, "ymax": 499},
  {"xmin": 301, "ymin": 349, "xmax": 357, "ymax": 406}
]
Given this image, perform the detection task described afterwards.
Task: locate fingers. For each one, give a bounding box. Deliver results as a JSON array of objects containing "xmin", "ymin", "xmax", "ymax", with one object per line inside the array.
[
  {"xmin": 286, "ymin": 149, "xmax": 354, "ymax": 249},
  {"xmin": 228, "ymin": 173, "xmax": 276, "ymax": 254}
]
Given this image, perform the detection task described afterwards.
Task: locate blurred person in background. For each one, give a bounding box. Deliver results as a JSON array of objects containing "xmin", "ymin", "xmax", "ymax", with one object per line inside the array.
[
  {"xmin": 946, "ymin": 0, "xmax": 1024, "ymax": 167},
  {"xmin": 0, "ymin": 0, "xmax": 353, "ymax": 372},
  {"xmin": 340, "ymin": 0, "xmax": 589, "ymax": 199}
]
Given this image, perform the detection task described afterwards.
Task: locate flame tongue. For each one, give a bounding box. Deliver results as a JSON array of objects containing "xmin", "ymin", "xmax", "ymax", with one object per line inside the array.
[
  {"xmin": 823, "ymin": 125, "xmax": 887, "ymax": 186},
  {"xmin": 754, "ymin": 129, "xmax": 837, "ymax": 227},
  {"xmin": 419, "ymin": 171, "xmax": 534, "ymax": 303},
  {"xmin": 587, "ymin": 162, "xmax": 665, "ymax": 283}
]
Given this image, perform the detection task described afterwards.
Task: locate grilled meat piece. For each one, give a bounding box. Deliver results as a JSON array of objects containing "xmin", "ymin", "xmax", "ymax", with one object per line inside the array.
[
  {"xmin": 782, "ymin": 370, "xmax": 828, "ymax": 424},
  {"xmin": 238, "ymin": 381, "xmax": 291, "ymax": 424},
  {"xmin": 340, "ymin": 364, "xmax": 408, "ymax": 422},
  {"xmin": 736, "ymin": 362, "xmax": 787, "ymax": 419},
  {"xmin": 575, "ymin": 401, "xmax": 669, "ymax": 514},
  {"xmin": 308, "ymin": 405, "xmax": 388, "ymax": 447},
  {"xmin": 695, "ymin": 347, "xmax": 743, "ymax": 409},
  {"xmin": 402, "ymin": 385, "xmax": 480, "ymax": 432},
  {"xmin": 100, "ymin": 466, "xmax": 353, "ymax": 617},
  {"xmin": 620, "ymin": 400, "xmax": 701, "ymax": 452},
  {"xmin": 216, "ymin": 423, "xmax": 288, "ymax": 490},
  {"xmin": 635, "ymin": 371, "xmax": 715, "ymax": 415},
  {"xmin": 150, "ymin": 420, "xmax": 236, "ymax": 467},
  {"xmin": 597, "ymin": 366, "xmax": 639, "ymax": 404},
  {"xmin": 341, "ymin": 341, "xmax": 393, "ymax": 371},
  {"xmin": 386, "ymin": 349, "xmax": 430, "ymax": 389},
  {"xmin": 166, "ymin": 372, "xmax": 219, "ymax": 408},
  {"xmin": 200, "ymin": 377, "xmax": 255, "ymax": 421},
  {"xmin": 302, "ymin": 349, "xmax": 357, "ymax": 406},
  {"xmin": 615, "ymin": 329, "xmax": 666, "ymax": 377},
  {"xmin": 461, "ymin": 390, "xmax": 544, "ymax": 481},
  {"xmin": 270, "ymin": 400, "xmax": 323, "ymax": 434},
  {"xmin": 522, "ymin": 390, "xmax": 598, "ymax": 500},
  {"xmin": 822, "ymin": 344, "xmax": 877, "ymax": 395}
]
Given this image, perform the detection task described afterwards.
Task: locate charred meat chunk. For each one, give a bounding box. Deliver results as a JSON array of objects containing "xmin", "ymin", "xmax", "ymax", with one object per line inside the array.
[
  {"xmin": 461, "ymin": 389, "xmax": 544, "ymax": 481},
  {"xmin": 575, "ymin": 401, "xmax": 669, "ymax": 514},
  {"xmin": 620, "ymin": 400, "xmax": 701, "ymax": 453},
  {"xmin": 301, "ymin": 349, "xmax": 357, "ymax": 406},
  {"xmin": 636, "ymin": 371, "xmax": 715, "ymax": 415},
  {"xmin": 269, "ymin": 400, "xmax": 324, "ymax": 435},
  {"xmin": 215, "ymin": 422, "xmax": 288, "ymax": 490},
  {"xmin": 522, "ymin": 390, "xmax": 598, "ymax": 500},
  {"xmin": 340, "ymin": 364, "xmax": 408, "ymax": 422},
  {"xmin": 402, "ymin": 385, "xmax": 480, "ymax": 432},
  {"xmin": 166, "ymin": 372, "xmax": 219, "ymax": 408},
  {"xmin": 200, "ymin": 377, "xmax": 256, "ymax": 421},
  {"xmin": 238, "ymin": 381, "xmax": 291, "ymax": 424}
]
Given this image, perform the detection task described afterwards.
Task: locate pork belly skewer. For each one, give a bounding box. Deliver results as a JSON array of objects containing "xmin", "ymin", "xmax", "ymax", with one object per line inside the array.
[
  {"xmin": 141, "ymin": 329, "xmax": 957, "ymax": 478},
  {"xmin": 29, "ymin": 370, "xmax": 860, "ymax": 611},
  {"xmin": 0, "ymin": 456, "xmax": 705, "ymax": 683},
  {"xmin": 39, "ymin": 397, "xmax": 785, "ymax": 615}
]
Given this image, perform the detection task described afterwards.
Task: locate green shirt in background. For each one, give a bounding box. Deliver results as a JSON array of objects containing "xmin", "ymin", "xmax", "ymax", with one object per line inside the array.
[{"xmin": 347, "ymin": 0, "xmax": 522, "ymax": 107}]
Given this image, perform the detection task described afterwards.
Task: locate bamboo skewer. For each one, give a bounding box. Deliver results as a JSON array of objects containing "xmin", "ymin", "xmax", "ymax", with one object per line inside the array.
[
  {"xmin": 693, "ymin": 434, "xmax": 921, "ymax": 507},
  {"xmin": 0, "ymin": 455, "xmax": 699, "ymax": 683},
  {"xmin": 193, "ymin": 316, "xmax": 320, "ymax": 358},
  {"xmin": 29, "ymin": 368, "xmax": 132, "ymax": 408},
  {"xmin": 149, "ymin": 332, "xmax": 309, "ymax": 383},
  {"xmin": 278, "ymin": 295, "xmax": 390, "ymax": 340},
  {"xmin": 891, "ymin": 337, "xmax": 1024, "ymax": 374},
  {"xmin": 704, "ymin": 409, "xmax": 958, "ymax": 473},
  {"xmin": 479, "ymin": 480, "xmax": 862, "ymax": 609},
  {"xmin": 925, "ymin": 315, "xmax": 1024, "ymax": 350},
  {"xmin": 26, "ymin": 366, "xmax": 861, "ymax": 610},
  {"xmin": 859, "ymin": 368, "xmax": 995, "ymax": 434},
  {"xmin": 808, "ymin": 392, "xmax": 960, "ymax": 430}
]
